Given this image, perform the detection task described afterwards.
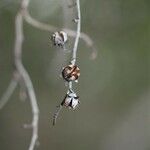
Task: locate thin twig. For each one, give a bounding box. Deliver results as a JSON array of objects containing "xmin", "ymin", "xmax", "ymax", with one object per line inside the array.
[
  {"xmin": 68, "ymin": 81, "xmax": 73, "ymax": 91},
  {"xmin": 52, "ymin": 0, "xmax": 81, "ymax": 125},
  {"xmin": 72, "ymin": 0, "xmax": 81, "ymax": 64},
  {"xmin": 52, "ymin": 105, "xmax": 63, "ymax": 126},
  {"xmin": 0, "ymin": 78, "xmax": 18, "ymax": 110}
]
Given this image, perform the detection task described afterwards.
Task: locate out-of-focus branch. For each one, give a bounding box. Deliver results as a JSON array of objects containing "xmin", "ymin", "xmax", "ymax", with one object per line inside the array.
[
  {"xmin": 72, "ymin": 0, "xmax": 81, "ymax": 64},
  {"xmin": 0, "ymin": 0, "xmax": 39, "ymax": 150},
  {"xmin": 22, "ymin": 6, "xmax": 97, "ymax": 59},
  {"xmin": 0, "ymin": 78, "xmax": 18, "ymax": 110},
  {"xmin": 23, "ymin": 11, "xmax": 58, "ymax": 32},
  {"xmin": 14, "ymin": 1, "xmax": 39, "ymax": 150}
]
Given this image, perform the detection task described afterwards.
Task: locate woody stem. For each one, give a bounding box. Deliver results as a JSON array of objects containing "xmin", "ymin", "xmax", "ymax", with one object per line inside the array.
[{"xmin": 71, "ymin": 0, "xmax": 81, "ymax": 65}]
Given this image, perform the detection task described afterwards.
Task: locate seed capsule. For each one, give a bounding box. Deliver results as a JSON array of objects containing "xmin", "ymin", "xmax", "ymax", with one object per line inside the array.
[
  {"xmin": 62, "ymin": 64, "xmax": 80, "ymax": 82},
  {"xmin": 51, "ymin": 31, "xmax": 68, "ymax": 47},
  {"xmin": 61, "ymin": 91, "xmax": 79, "ymax": 109}
]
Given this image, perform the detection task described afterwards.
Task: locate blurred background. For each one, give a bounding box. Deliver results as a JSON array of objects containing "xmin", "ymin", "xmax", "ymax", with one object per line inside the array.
[{"xmin": 0, "ymin": 0, "xmax": 149, "ymax": 150}]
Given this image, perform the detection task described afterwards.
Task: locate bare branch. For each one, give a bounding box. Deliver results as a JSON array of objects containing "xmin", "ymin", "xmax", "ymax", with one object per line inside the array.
[
  {"xmin": 52, "ymin": 105, "xmax": 63, "ymax": 126},
  {"xmin": 0, "ymin": 3, "xmax": 40, "ymax": 148},
  {"xmin": 53, "ymin": 0, "xmax": 82, "ymax": 125},
  {"xmin": 0, "ymin": 78, "xmax": 18, "ymax": 110},
  {"xmin": 23, "ymin": 11, "xmax": 58, "ymax": 32},
  {"xmin": 71, "ymin": 0, "xmax": 81, "ymax": 64}
]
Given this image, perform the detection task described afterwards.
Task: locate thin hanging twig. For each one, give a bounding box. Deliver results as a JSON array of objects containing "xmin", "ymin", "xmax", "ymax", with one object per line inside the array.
[
  {"xmin": 0, "ymin": 78, "xmax": 18, "ymax": 110},
  {"xmin": 72, "ymin": 0, "xmax": 81, "ymax": 64},
  {"xmin": 52, "ymin": 105, "xmax": 63, "ymax": 126},
  {"xmin": 53, "ymin": 0, "xmax": 81, "ymax": 126}
]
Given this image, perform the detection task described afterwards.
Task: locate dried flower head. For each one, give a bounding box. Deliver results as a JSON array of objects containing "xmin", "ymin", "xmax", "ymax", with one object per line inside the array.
[
  {"xmin": 62, "ymin": 64, "xmax": 80, "ymax": 82},
  {"xmin": 61, "ymin": 90, "xmax": 80, "ymax": 109},
  {"xmin": 51, "ymin": 31, "xmax": 68, "ymax": 47}
]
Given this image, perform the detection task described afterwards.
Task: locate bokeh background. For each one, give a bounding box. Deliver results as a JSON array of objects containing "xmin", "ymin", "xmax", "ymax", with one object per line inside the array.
[{"xmin": 0, "ymin": 0, "xmax": 149, "ymax": 150}]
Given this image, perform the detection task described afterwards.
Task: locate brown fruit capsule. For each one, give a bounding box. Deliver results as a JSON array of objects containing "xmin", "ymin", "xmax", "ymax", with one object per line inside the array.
[{"xmin": 62, "ymin": 64, "xmax": 80, "ymax": 82}]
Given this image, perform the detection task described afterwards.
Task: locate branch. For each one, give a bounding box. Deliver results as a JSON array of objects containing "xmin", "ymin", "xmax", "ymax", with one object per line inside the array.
[
  {"xmin": 68, "ymin": 0, "xmax": 81, "ymax": 89},
  {"xmin": 23, "ymin": 11, "xmax": 58, "ymax": 32},
  {"xmin": 53, "ymin": 0, "xmax": 82, "ymax": 125},
  {"xmin": 72, "ymin": 0, "xmax": 81, "ymax": 64},
  {"xmin": 14, "ymin": 1, "xmax": 39, "ymax": 150},
  {"xmin": 0, "ymin": 0, "xmax": 39, "ymax": 149},
  {"xmin": 0, "ymin": 78, "xmax": 18, "ymax": 110},
  {"xmin": 52, "ymin": 105, "xmax": 62, "ymax": 126}
]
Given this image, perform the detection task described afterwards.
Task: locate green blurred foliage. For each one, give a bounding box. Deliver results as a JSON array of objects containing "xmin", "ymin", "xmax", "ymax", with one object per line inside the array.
[{"xmin": 0, "ymin": 0, "xmax": 149, "ymax": 150}]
